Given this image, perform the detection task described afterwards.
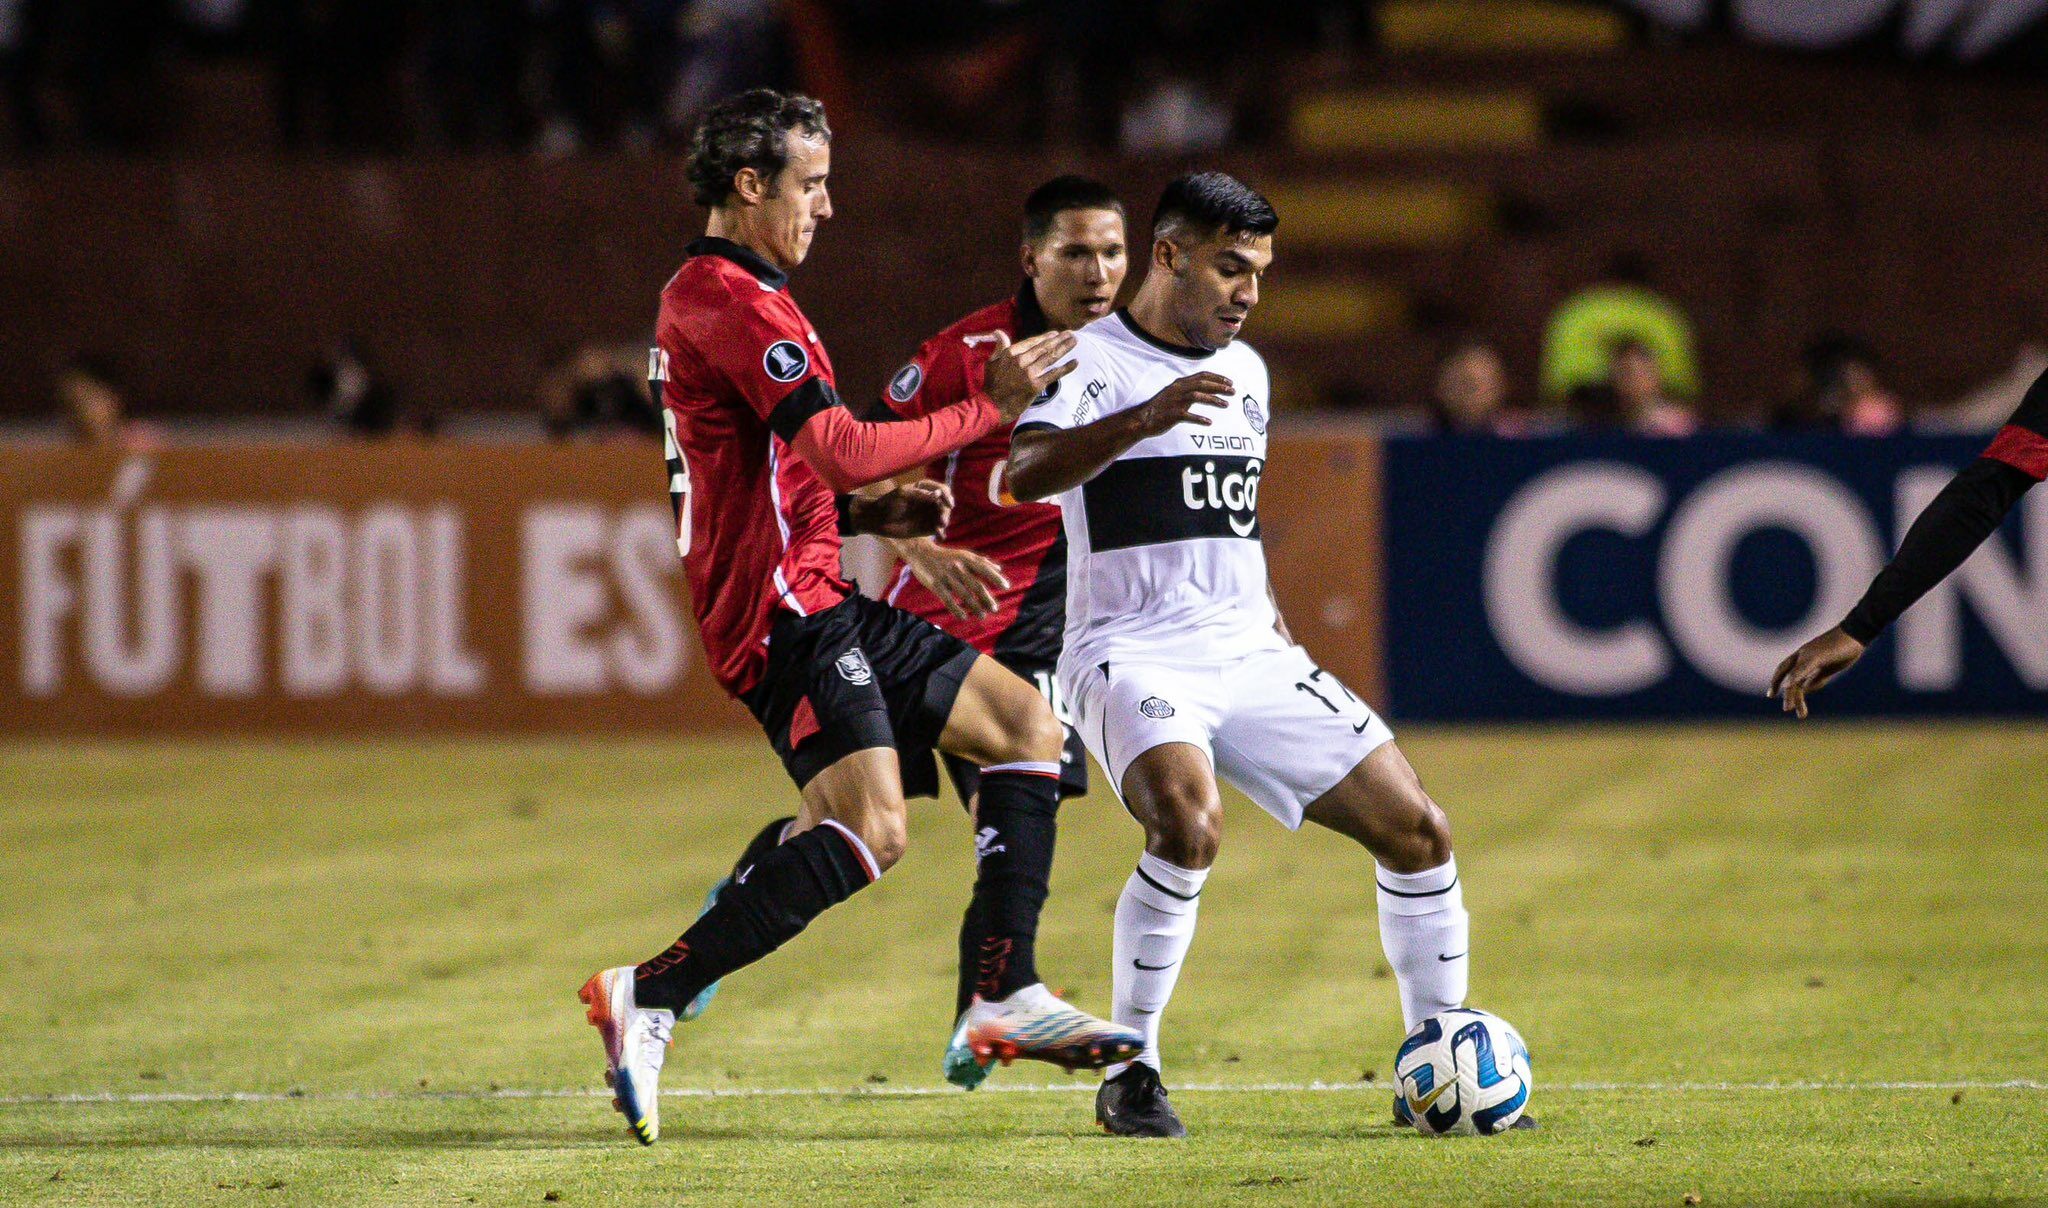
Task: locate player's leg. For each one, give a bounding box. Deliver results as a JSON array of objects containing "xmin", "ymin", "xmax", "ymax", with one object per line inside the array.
[
  {"xmin": 1299, "ymin": 742, "xmax": 1466, "ymax": 1031},
  {"xmin": 1208, "ymin": 646, "xmax": 1467, "ymax": 1034},
  {"xmin": 937, "ymin": 752, "xmax": 984, "ymax": 1025},
  {"xmin": 933, "ymin": 655, "xmax": 1142, "ymax": 1076},
  {"xmin": 936, "ymin": 657, "xmax": 1064, "ymax": 1006},
  {"xmin": 679, "ymin": 813, "xmax": 799, "ymax": 1023},
  {"xmin": 1068, "ymin": 661, "xmax": 1225, "ymax": 1137},
  {"xmin": 580, "ymin": 601, "xmax": 904, "ymax": 1144},
  {"xmin": 580, "ymin": 747, "xmax": 899, "ymax": 1144}
]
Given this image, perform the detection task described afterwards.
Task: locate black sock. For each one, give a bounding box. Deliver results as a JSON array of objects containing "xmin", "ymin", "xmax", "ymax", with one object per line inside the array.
[
  {"xmin": 729, "ymin": 815, "xmax": 796, "ymax": 883},
  {"xmin": 636, "ymin": 822, "xmax": 876, "ymax": 1011},
  {"xmin": 967, "ymin": 769, "xmax": 1060, "ymax": 1003},
  {"xmin": 954, "ymin": 896, "xmax": 985, "ymax": 1020}
]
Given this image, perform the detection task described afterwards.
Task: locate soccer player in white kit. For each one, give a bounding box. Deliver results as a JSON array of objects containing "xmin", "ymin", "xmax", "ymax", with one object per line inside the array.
[{"xmin": 1008, "ymin": 173, "xmax": 1483, "ymax": 1138}]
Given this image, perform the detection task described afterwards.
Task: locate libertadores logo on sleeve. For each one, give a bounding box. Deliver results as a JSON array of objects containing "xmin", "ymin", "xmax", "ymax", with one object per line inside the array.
[{"xmin": 764, "ymin": 341, "xmax": 809, "ymax": 383}]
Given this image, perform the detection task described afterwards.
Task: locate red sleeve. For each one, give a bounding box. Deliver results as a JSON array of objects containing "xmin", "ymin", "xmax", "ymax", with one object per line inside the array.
[
  {"xmin": 878, "ymin": 332, "xmax": 984, "ymax": 422},
  {"xmin": 675, "ymin": 286, "xmax": 1000, "ymax": 491},
  {"xmin": 791, "ymin": 398, "xmax": 1001, "ymax": 493},
  {"xmin": 1984, "ymin": 369, "xmax": 2048, "ymax": 480}
]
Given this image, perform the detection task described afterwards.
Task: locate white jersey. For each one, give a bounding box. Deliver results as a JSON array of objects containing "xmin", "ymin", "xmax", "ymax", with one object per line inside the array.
[{"xmin": 1016, "ymin": 309, "xmax": 1284, "ymax": 675}]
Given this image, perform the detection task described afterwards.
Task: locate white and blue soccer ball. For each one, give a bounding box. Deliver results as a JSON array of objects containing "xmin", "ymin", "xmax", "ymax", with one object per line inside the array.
[{"xmin": 1393, "ymin": 1007, "xmax": 1532, "ymax": 1135}]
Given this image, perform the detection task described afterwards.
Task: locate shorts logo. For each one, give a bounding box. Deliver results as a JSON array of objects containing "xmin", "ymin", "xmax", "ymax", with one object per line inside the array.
[
  {"xmin": 764, "ymin": 340, "xmax": 810, "ymax": 383},
  {"xmin": 1243, "ymin": 395, "xmax": 1267, "ymax": 435},
  {"xmin": 1139, "ymin": 696, "xmax": 1175, "ymax": 719},
  {"xmin": 887, "ymin": 361, "xmax": 923, "ymax": 403},
  {"xmin": 835, "ymin": 648, "xmax": 874, "ymax": 686}
]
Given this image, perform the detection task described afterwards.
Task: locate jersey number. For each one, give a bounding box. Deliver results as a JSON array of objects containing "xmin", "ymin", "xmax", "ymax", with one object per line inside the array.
[{"xmin": 653, "ymin": 349, "xmax": 691, "ymax": 557}]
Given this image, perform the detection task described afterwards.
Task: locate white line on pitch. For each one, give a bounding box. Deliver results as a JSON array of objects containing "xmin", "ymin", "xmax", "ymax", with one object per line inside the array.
[{"xmin": 1, "ymin": 1079, "xmax": 2042, "ymax": 1107}]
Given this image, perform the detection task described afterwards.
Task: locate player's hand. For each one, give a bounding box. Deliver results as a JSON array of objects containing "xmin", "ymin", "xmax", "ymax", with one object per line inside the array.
[
  {"xmin": 861, "ymin": 480, "xmax": 954, "ymax": 538},
  {"xmin": 1133, "ymin": 373, "xmax": 1234, "ymax": 436},
  {"xmin": 984, "ymin": 330, "xmax": 1080, "ymax": 421},
  {"xmin": 1768, "ymin": 626, "xmax": 1866, "ymax": 719},
  {"xmin": 899, "ymin": 539, "xmax": 1009, "ymax": 619}
]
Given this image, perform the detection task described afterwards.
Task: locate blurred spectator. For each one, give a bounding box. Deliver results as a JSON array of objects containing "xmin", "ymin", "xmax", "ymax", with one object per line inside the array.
[
  {"xmin": 1612, "ymin": 339, "xmax": 1698, "ymax": 435},
  {"xmin": 1565, "ymin": 339, "xmax": 1699, "ymax": 435},
  {"xmin": 664, "ymin": 0, "xmax": 788, "ymax": 136},
  {"xmin": 309, "ymin": 338, "xmax": 406, "ymax": 437},
  {"xmin": 1771, "ymin": 333, "xmax": 1904, "ymax": 435},
  {"xmin": 1120, "ymin": 56, "xmax": 1231, "ymax": 154},
  {"xmin": 58, "ymin": 355, "xmax": 158, "ymax": 449},
  {"xmin": 537, "ymin": 342, "xmax": 662, "ymax": 440},
  {"xmin": 1540, "ymin": 252, "xmax": 1699, "ymax": 406},
  {"xmin": 1427, "ymin": 339, "xmax": 1540, "ymax": 435},
  {"xmin": 529, "ymin": 0, "xmax": 789, "ymax": 155},
  {"xmin": 1919, "ymin": 340, "xmax": 2048, "ymax": 433}
]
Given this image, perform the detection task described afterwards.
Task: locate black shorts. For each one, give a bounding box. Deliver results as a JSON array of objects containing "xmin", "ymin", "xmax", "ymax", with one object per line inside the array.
[
  {"xmin": 741, "ymin": 594, "xmax": 980, "ymax": 790},
  {"xmin": 904, "ymin": 660, "xmax": 1090, "ymax": 808}
]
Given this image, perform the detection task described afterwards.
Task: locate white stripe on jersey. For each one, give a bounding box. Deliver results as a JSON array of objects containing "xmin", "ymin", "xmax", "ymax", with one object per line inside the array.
[{"xmin": 765, "ymin": 440, "xmax": 806, "ymax": 616}]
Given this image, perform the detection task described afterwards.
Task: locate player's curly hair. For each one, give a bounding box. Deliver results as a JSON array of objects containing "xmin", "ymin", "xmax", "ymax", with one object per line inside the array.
[{"xmin": 686, "ymin": 89, "xmax": 832, "ymax": 209}]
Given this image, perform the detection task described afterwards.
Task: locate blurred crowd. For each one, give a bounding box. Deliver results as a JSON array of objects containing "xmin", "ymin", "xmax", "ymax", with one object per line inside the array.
[
  {"xmin": 0, "ymin": 0, "xmax": 1366, "ymax": 156},
  {"xmin": 1409, "ymin": 253, "xmax": 2037, "ymax": 439}
]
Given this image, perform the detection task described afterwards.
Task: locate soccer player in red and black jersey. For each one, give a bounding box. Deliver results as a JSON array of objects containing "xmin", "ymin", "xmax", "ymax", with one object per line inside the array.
[
  {"xmin": 1772, "ymin": 371, "xmax": 2048, "ymax": 715},
  {"xmin": 576, "ymin": 90, "xmax": 1141, "ymax": 1146},
  {"xmin": 864, "ymin": 175, "xmax": 1130, "ymax": 1087}
]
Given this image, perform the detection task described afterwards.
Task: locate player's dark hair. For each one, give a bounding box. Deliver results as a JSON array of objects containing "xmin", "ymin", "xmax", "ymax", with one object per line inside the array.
[
  {"xmin": 1150, "ymin": 172, "xmax": 1278, "ymax": 245},
  {"xmin": 1021, "ymin": 175, "xmax": 1124, "ymax": 244},
  {"xmin": 686, "ymin": 89, "xmax": 831, "ymax": 209}
]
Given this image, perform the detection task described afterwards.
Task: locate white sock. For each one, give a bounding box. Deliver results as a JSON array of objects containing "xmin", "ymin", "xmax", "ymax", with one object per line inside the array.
[
  {"xmin": 1375, "ymin": 858, "xmax": 1469, "ymax": 1030},
  {"xmin": 1106, "ymin": 852, "xmax": 1207, "ymax": 1079}
]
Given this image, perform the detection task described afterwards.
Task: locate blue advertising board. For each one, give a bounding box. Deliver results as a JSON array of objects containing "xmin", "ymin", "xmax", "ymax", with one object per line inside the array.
[{"xmin": 1382, "ymin": 434, "xmax": 2048, "ymax": 720}]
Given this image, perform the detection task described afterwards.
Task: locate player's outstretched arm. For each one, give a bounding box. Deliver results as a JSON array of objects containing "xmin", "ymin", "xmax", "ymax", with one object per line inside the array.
[
  {"xmin": 791, "ymin": 398, "xmax": 1000, "ymax": 493},
  {"xmin": 1007, "ymin": 372, "xmax": 1234, "ymax": 502},
  {"xmin": 1769, "ymin": 376, "xmax": 2047, "ymax": 717},
  {"xmin": 783, "ymin": 332, "xmax": 1078, "ymax": 494}
]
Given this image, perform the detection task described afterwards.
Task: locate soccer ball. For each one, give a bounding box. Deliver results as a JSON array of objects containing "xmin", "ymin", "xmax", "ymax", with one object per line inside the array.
[{"xmin": 1393, "ymin": 1007, "xmax": 1532, "ymax": 1135}]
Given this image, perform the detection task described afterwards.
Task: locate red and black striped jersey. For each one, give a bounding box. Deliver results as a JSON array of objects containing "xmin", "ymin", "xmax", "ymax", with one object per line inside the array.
[
  {"xmin": 879, "ymin": 284, "xmax": 1069, "ymax": 667},
  {"xmin": 654, "ymin": 238, "xmax": 1003, "ymax": 695}
]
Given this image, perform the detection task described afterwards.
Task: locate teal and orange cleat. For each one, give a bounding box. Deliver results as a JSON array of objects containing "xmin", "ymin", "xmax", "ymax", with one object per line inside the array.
[
  {"xmin": 963, "ymin": 984, "xmax": 1144, "ymax": 1073},
  {"xmin": 942, "ymin": 1006, "xmax": 996, "ymax": 1090},
  {"xmin": 578, "ymin": 966, "xmax": 674, "ymax": 1145}
]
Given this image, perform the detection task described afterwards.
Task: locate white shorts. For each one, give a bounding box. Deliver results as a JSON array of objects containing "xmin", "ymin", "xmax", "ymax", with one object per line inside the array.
[{"xmin": 1064, "ymin": 644, "xmax": 1396, "ymax": 830}]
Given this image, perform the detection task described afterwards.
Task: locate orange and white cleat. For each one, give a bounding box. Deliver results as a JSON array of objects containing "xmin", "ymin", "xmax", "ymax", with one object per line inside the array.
[
  {"xmin": 578, "ymin": 966, "xmax": 674, "ymax": 1145},
  {"xmin": 964, "ymin": 984, "xmax": 1143, "ymax": 1073}
]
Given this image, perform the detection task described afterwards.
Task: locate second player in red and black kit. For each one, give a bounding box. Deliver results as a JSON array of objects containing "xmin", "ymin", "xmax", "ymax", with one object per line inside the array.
[
  {"xmin": 577, "ymin": 91, "xmax": 1140, "ymax": 1146},
  {"xmin": 862, "ymin": 178, "xmax": 1131, "ymax": 1047},
  {"xmin": 873, "ymin": 177, "xmax": 1130, "ymax": 809},
  {"xmin": 1772, "ymin": 369, "xmax": 2048, "ymax": 715}
]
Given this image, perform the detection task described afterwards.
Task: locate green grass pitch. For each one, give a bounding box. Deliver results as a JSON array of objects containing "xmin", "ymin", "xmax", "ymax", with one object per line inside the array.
[{"xmin": 2, "ymin": 726, "xmax": 2044, "ymax": 1205}]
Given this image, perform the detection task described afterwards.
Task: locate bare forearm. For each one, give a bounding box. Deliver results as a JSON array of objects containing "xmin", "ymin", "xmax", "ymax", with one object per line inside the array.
[{"xmin": 1008, "ymin": 410, "xmax": 1156, "ymax": 501}]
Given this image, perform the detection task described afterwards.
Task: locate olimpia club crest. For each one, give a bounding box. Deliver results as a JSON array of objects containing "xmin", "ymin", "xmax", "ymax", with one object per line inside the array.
[
  {"xmin": 1139, "ymin": 696, "xmax": 1175, "ymax": 719},
  {"xmin": 1243, "ymin": 394, "xmax": 1267, "ymax": 435},
  {"xmin": 835, "ymin": 649, "xmax": 874, "ymax": 686}
]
